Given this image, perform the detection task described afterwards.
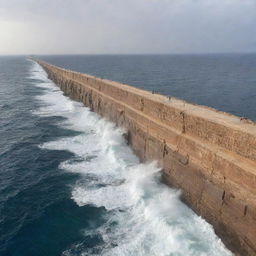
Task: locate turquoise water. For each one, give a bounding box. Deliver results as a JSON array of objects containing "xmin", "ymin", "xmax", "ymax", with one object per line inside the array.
[{"xmin": 1, "ymin": 54, "xmax": 253, "ymax": 255}]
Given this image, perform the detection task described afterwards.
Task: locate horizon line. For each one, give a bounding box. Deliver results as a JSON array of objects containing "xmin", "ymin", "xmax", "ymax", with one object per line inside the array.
[{"xmin": 1, "ymin": 51, "xmax": 256, "ymax": 57}]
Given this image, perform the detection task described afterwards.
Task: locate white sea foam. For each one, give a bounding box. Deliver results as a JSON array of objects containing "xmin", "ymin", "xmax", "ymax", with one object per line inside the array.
[{"xmin": 30, "ymin": 60, "xmax": 233, "ymax": 256}]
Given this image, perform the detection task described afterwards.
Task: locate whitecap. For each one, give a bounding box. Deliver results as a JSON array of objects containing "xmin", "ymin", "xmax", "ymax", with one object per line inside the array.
[{"xmin": 29, "ymin": 60, "xmax": 232, "ymax": 256}]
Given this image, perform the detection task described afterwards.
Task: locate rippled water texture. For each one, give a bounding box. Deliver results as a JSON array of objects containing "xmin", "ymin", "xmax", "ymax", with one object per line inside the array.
[
  {"xmin": 0, "ymin": 56, "xmax": 237, "ymax": 255},
  {"xmin": 40, "ymin": 54, "xmax": 256, "ymax": 121}
]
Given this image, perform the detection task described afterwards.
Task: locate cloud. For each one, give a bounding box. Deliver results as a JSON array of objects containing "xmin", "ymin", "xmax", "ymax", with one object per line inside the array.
[{"xmin": 0, "ymin": 0, "xmax": 255, "ymax": 54}]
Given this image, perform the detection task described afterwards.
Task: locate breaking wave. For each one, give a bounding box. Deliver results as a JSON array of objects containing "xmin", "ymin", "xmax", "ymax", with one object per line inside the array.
[{"xmin": 30, "ymin": 61, "xmax": 232, "ymax": 256}]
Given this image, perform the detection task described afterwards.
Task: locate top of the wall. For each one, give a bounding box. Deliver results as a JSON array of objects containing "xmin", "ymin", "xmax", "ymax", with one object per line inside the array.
[
  {"xmin": 34, "ymin": 58, "xmax": 256, "ymax": 130},
  {"xmin": 33, "ymin": 58, "xmax": 256, "ymax": 163}
]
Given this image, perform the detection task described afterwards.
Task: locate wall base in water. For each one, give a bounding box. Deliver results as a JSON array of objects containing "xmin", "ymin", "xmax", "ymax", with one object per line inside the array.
[{"xmin": 36, "ymin": 60, "xmax": 256, "ymax": 256}]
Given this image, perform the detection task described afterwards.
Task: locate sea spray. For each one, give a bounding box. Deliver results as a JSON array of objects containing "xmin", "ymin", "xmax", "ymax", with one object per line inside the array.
[{"xmin": 31, "ymin": 60, "xmax": 232, "ymax": 256}]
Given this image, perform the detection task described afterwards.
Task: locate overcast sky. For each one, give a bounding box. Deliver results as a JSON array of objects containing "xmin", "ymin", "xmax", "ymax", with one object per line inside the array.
[{"xmin": 0, "ymin": 0, "xmax": 256, "ymax": 55}]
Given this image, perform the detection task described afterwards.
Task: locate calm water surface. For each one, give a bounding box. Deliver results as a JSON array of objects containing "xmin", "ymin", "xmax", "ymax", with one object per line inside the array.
[
  {"xmin": 1, "ymin": 54, "xmax": 254, "ymax": 256},
  {"xmin": 40, "ymin": 54, "xmax": 256, "ymax": 121}
]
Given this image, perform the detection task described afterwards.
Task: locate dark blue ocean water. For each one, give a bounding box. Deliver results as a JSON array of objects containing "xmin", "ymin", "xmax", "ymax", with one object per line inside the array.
[
  {"xmin": 0, "ymin": 57, "xmax": 105, "ymax": 256},
  {"xmin": 40, "ymin": 54, "xmax": 256, "ymax": 121},
  {"xmin": 1, "ymin": 54, "xmax": 254, "ymax": 256}
]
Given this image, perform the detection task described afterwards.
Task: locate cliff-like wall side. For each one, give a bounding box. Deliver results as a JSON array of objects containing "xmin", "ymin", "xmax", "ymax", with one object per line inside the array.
[{"xmin": 36, "ymin": 60, "xmax": 256, "ymax": 256}]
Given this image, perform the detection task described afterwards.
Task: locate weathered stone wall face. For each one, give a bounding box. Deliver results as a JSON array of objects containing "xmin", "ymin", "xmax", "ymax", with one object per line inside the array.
[{"xmin": 36, "ymin": 60, "xmax": 256, "ymax": 256}]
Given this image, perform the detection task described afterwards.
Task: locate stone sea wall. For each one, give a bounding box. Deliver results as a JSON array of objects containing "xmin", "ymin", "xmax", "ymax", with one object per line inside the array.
[{"xmin": 36, "ymin": 60, "xmax": 256, "ymax": 256}]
